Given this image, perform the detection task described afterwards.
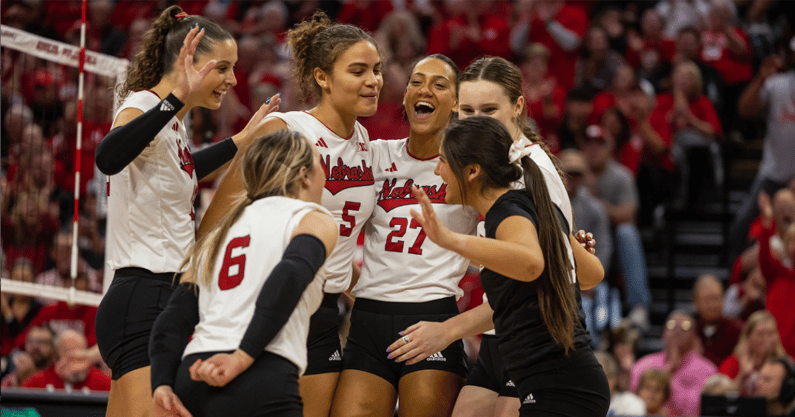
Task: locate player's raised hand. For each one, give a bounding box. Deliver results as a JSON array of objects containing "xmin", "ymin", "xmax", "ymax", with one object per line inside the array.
[
  {"xmin": 172, "ymin": 25, "xmax": 217, "ymax": 103},
  {"xmin": 410, "ymin": 186, "xmax": 457, "ymax": 250},
  {"xmin": 232, "ymin": 94, "xmax": 282, "ymax": 147}
]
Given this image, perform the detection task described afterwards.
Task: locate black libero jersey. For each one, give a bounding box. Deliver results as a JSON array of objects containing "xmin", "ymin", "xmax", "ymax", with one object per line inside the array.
[{"xmin": 480, "ymin": 190, "xmax": 590, "ymax": 375}]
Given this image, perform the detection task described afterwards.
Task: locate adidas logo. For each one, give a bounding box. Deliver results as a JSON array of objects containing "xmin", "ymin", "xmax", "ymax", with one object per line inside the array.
[
  {"xmin": 160, "ymin": 101, "xmax": 175, "ymax": 112},
  {"xmin": 426, "ymin": 352, "xmax": 446, "ymax": 362},
  {"xmin": 385, "ymin": 162, "xmax": 398, "ymax": 172},
  {"xmin": 329, "ymin": 350, "xmax": 342, "ymax": 361},
  {"xmin": 315, "ymin": 138, "xmax": 329, "ymax": 148},
  {"xmin": 522, "ymin": 394, "xmax": 536, "ymax": 404},
  {"xmin": 506, "ymin": 380, "xmax": 515, "ymax": 387}
]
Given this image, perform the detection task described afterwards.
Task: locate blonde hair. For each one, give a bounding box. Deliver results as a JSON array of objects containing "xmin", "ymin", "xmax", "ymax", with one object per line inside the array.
[
  {"xmin": 184, "ymin": 130, "xmax": 315, "ymax": 288},
  {"xmin": 675, "ymin": 60, "xmax": 704, "ymax": 99},
  {"xmin": 733, "ymin": 310, "xmax": 787, "ymax": 358},
  {"xmin": 637, "ymin": 368, "xmax": 672, "ymax": 401}
]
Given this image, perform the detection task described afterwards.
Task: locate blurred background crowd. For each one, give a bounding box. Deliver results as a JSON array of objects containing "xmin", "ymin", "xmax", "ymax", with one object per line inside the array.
[{"xmin": 1, "ymin": 0, "xmax": 795, "ymax": 415}]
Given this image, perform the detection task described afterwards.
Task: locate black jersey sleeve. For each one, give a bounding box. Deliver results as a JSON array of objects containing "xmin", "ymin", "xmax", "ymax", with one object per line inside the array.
[
  {"xmin": 193, "ymin": 138, "xmax": 237, "ymax": 180},
  {"xmin": 95, "ymin": 93, "xmax": 184, "ymax": 176},
  {"xmin": 149, "ymin": 282, "xmax": 200, "ymax": 392},
  {"xmin": 238, "ymin": 234, "xmax": 327, "ymax": 359}
]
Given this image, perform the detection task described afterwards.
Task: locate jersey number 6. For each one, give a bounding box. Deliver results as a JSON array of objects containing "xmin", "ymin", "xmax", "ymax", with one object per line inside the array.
[{"xmin": 219, "ymin": 235, "xmax": 251, "ymax": 290}]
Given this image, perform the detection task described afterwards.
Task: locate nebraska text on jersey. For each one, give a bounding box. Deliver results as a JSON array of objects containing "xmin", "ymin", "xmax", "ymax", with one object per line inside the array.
[
  {"xmin": 377, "ymin": 178, "xmax": 446, "ymax": 212},
  {"xmin": 321, "ymin": 155, "xmax": 374, "ymax": 195}
]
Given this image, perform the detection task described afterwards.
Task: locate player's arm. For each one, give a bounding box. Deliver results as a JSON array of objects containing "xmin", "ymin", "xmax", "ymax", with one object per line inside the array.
[
  {"xmin": 197, "ymin": 117, "xmax": 288, "ymax": 238},
  {"xmin": 190, "ymin": 210, "xmax": 338, "ymax": 387}
]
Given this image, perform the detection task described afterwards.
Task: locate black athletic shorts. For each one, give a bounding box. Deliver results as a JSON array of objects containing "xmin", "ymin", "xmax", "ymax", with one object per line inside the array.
[
  {"xmin": 175, "ymin": 350, "xmax": 302, "ymax": 417},
  {"xmin": 508, "ymin": 348, "xmax": 610, "ymax": 417},
  {"xmin": 304, "ymin": 293, "xmax": 343, "ymax": 376},
  {"xmin": 464, "ymin": 334, "xmax": 518, "ymax": 397},
  {"xmin": 95, "ymin": 267, "xmax": 178, "ymax": 380},
  {"xmin": 342, "ymin": 297, "xmax": 468, "ymax": 389}
]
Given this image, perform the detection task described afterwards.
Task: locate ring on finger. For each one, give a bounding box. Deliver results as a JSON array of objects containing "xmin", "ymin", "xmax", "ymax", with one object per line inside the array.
[{"xmin": 403, "ymin": 335, "xmax": 411, "ymax": 344}]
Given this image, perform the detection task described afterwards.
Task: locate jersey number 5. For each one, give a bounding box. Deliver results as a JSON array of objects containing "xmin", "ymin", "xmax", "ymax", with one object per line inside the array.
[
  {"xmin": 385, "ymin": 217, "xmax": 426, "ymax": 255},
  {"xmin": 340, "ymin": 201, "xmax": 361, "ymax": 237},
  {"xmin": 219, "ymin": 235, "xmax": 251, "ymax": 290}
]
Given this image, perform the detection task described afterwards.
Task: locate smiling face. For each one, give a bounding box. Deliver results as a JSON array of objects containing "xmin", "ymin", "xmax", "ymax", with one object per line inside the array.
[
  {"xmin": 404, "ymin": 57, "xmax": 458, "ymax": 138},
  {"xmin": 435, "ymin": 148, "xmax": 462, "ymax": 204},
  {"xmin": 321, "ymin": 40, "xmax": 383, "ymax": 118},
  {"xmin": 458, "ymin": 80, "xmax": 523, "ymax": 139},
  {"xmin": 192, "ymin": 39, "xmax": 238, "ymax": 109}
]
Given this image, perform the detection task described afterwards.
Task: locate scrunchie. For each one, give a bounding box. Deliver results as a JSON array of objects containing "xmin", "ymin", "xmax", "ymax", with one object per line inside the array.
[{"xmin": 508, "ymin": 140, "xmax": 534, "ymax": 165}]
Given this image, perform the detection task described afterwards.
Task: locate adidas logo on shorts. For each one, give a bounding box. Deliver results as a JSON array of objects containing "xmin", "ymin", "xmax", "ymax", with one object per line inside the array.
[
  {"xmin": 160, "ymin": 101, "xmax": 175, "ymax": 112},
  {"xmin": 426, "ymin": 352, "xmax": 446, "ymax": 362},
  {"xmin": 329, "ymin": 350, "xmax": 342, "ymax": 361},
  {"xmin": 522, "ymin": 394, "xmax": 536, "ymax": 404},
  {"xmin": 506, "ymin": 380, "xmax": 515, "ymax": 387}
]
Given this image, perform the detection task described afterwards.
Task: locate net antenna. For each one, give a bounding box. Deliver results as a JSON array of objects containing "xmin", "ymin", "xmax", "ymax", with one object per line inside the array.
[{"xmin": 1, "ymin": 17, "xmax": 129, "ymax": 306}]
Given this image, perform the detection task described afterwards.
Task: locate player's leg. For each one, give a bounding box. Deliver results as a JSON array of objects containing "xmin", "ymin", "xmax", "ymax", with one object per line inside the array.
[
  {"xmin": 398, "ymin": 369, "xmax": 463, "ymax": 417},
  {"xmin": 300, "ymin": 372, "xmax": 340, "ymax": 417},
  {"xmin": 330, "ymin": 369, "xmax": 398, "ymax": 417},
  {"xmin": 451, "ymin": 385, "xmax": 498, "ymax": 417}
]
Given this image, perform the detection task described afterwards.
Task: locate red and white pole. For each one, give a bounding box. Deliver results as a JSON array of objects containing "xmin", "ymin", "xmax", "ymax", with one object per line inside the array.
[{"xmin": 70, "ymin": 0, "xmax": 87, "ymax": 304}]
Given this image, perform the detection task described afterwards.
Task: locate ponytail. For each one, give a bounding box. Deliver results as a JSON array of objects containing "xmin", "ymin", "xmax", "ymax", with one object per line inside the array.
[
  {"xmin": 519, "ymin": 155, "xmax": 579, "ymax": 354},
  {"xmin": 117, "ymin": 6, "xmax": 232, "ymax": 102}
]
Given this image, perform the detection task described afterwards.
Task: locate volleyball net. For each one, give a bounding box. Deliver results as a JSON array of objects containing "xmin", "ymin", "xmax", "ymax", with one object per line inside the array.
[{"xmin": 1, "ymin": 24, "xmax": 129, "ymax": 307}]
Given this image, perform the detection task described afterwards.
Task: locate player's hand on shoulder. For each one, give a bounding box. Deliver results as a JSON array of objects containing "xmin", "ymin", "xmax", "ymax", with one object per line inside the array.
[
  {"xmin": 153, "ymin": 385, "xmax": 193, "ymax": 417},
  {"xmin": 574, "ymin": 230, "xmax": 596, "ymax": 254},
  {"xmin": 188, "ymin": 350, "xmax": 254, "ymax": 387},
  {"xmin": 231, "ymin": 94, "xmax": 284, "ymax": 149}
]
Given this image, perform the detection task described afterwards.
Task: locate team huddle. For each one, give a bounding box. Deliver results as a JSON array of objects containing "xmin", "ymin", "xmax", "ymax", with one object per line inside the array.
[{"xmin": 94, "ymin": 6, "xmax": 609, "ymax": 417}]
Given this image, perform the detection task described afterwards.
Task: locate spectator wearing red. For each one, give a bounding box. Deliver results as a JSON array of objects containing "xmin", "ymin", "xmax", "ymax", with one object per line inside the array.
[
  {"xmin": 22, "ymin": 330, "xmax": 110, "ymax": 392},
  {"xmin": 14, "ymin": 274, "xmax": 98, "ymax": 350},
  {"xmin": 375, "ymin": 11, "xmax": 427, "ymax": 81},
  {"xmin": 591, "ymin": 64, "xmax": 641, "ymax": 124},
  {"xmin": 519, "ymin": 43, "xmax": 565, "ymax": 145},
  {"xmin": 758, "ymin": 192, "xmax": 795, "ymax": 357},
  {"xmin": 425, "ymin": 0, "xmax": 511, "ymax": 69},
  {"xmin": 599, "ymin": 107, "xmax": 639, "ymax": 175},
  {"xmin": 719, "ymin": 310, "xmax": 788, "ymax": 395},
  {"xmin": 511, "ymin": 0, "xmax": 588, "ymax": 90},
  {"xmin": 336, "ymin": 0, "xmax": 394, "ymax": 33},
  {"xmin": 654, "ymin": 60, "xmax": 722, "ymax": 208},
  {"xmin": 700, "ymin": 0, "xmax": 753, "ymax": 87},
  {"xmin": 35, "ymin": 233, "xmax": 102, "ymax": 304},
  {"xmin": 692, "ymin": 274, "xmax": 743, "ymax": 367},
  {"xmin": 1, "ymin": 191, "xmax": 59, "ymax": 275},
  {"xmin": 575, "ymin": 25, "xmax": 627, "ymax": 95},
  {"xmin": 625, "ymin": 9, "xmax": 676, "ymax": 77}
]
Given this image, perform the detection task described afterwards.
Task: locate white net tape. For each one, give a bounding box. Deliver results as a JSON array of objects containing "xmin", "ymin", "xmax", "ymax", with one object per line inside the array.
[{"xmin": 1, "ymin": 278, "xmax": 102, "ymax": 306}]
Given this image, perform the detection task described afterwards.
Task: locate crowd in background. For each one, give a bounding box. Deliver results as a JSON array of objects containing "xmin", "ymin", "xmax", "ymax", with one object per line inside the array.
[{"xmin": 1, "ymin": 0, "xmax": 795, "ymax": 415}]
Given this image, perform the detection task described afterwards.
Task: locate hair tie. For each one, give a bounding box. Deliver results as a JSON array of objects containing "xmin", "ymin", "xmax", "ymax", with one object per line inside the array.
[
  {"xmin": 175, "ymin": 12, "xmax": 189, "ymax": 21},
  {"xmin": 508, "ymin": 140, "xmax": 533, "ymax": 165}
]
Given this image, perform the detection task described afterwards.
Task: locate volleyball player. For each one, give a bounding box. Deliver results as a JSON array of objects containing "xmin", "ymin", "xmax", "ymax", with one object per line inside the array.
[
  {"xmin": 330, "ymin": 54, "xmax": 476, "ymax": 417},
  {"xmin": 197, "ymin": 11, "xmax": 382, "ymax": 417},
  {"xmin": 386, "ymin": 57, "xmax": 602, "ymax": 417},
  {"xmin": 149, "ymin": 130, "xmax": 337, "ymax": 417},
  {"xmin": 94, "ymin": 7, "xmax": 279, "ymax": 416},
  {"xmin": 412, "ymin": 115, "xmax": 610, "ymax": 417}
]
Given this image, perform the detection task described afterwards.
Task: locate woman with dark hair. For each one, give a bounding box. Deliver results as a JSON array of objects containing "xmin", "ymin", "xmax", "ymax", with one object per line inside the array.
[
  {"xmin": 150, "ymin": 130, "xmax": 337, "ymax": 417},
  {"xmin": 386, "ymin": 56, "xmax": 604, "ymax": 417},
  {"xmin": 411, "ymin": 116, "xmax": 609, "ymax": 417},
  {"xmin": 332, "ymin": 54, "xmax": 476, "ymax": 416},
  {"xmin": 94, "ymin": 6, "xmax": 279, "ymax": 416},
  {"xmin": 198, "ymin": 11, "xmax": 382, "ymax": 417}
]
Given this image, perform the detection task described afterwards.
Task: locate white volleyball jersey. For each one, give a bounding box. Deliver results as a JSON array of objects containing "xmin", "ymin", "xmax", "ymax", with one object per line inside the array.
[
  {"xmin": 106, "ymin": 91, "xmax": 198, "ymax": 273},
  {"xmin": 268, "ymin": 111, "xmax": 375, "ymax": 294},
  {"xmin": 183, "ymin": 197, "xmax": 331, "ymax": 375},
  {"xmin": 354, "ymin": 138, "xmax": 479, "ymax": 302}
]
